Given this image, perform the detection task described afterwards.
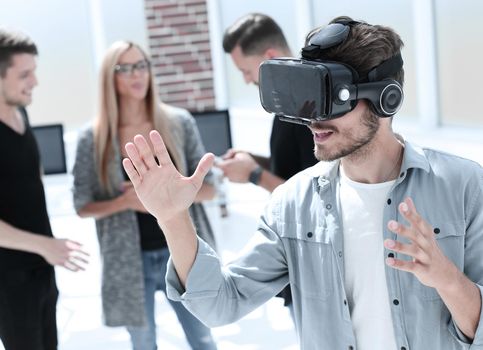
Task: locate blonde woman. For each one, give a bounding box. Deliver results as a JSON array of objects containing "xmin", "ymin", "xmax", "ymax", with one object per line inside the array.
[{"xmin": 72, "ymin": 41, "xmax": 217, "ymax": 350}]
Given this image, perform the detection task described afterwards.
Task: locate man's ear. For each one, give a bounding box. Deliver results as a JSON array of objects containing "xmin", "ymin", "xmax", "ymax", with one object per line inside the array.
[{"xmin": 264, "ymin": 48, "xmax": 281, "ymax": 59}]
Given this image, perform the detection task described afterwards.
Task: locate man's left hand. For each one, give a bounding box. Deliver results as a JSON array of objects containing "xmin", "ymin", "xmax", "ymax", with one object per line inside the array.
[{"xmin": 384, "ymin": 197, "xmax": 459, "ymax": 290}]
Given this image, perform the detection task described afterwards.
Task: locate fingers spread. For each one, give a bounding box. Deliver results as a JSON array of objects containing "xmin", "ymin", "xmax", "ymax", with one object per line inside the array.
[
  {"xmin": 190, "ymin": 153, "xmax": 215, "ymax": 188},
  {"xmin": 134, "ymin": 134, "xmax": 157, "ymax": 169},
  {"xmin": 74, "ymin": 254, "xmax": 89, "ymax": 264},
  {"xmin": 64, "ymin": 260, "xmax": 84, "ymax": 272},
  {"xmin": 386, "ymin": 257, "xmax": 416, "ymax": 273},
  {"xmin": 387, "ymin": 220, "xmax": 428, "ymax": 249},
  {"xmin": 399, "ymin": 197, "xmax": 432, "ymax": 236},
  {"xmin": 66, "ymin": 240, "xmax": 90, "ymax": 257},
  {"xmin": 149, "ymin": 130, "xmax": 171, "ymax": 166},
  {"xmin": 125, "ymin": 142, "xmax": 148, "ymax": 175},
  {"xmin": 384, "ymin": 239, "xmax": 429, "ymax": 264},
  {"xmin": 122, "ymin": 158, "xmax": 141, "ymax": 187}
]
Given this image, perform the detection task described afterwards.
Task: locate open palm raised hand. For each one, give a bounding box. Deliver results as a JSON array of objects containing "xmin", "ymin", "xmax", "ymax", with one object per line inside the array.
[{"xmin": 122, "ymin": 130, "xmax": 214, "ymax": 223}]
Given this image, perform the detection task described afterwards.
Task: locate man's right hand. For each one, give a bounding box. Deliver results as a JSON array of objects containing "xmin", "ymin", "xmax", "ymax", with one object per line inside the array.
[{"xmin": 122, "ymin": 131, "xmax": 214, "ymax": 223}]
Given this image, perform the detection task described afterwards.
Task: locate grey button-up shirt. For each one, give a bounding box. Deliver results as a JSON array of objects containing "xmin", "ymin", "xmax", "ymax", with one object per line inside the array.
[{"xmin": 167, "ymin": 141, "xmax": 483, "ymax": 350}]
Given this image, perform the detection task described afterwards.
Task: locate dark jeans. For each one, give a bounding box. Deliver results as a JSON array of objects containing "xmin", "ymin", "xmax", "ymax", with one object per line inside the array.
[{"xmin": 0, "ymin": 266, "xmax": 58, "ymax": 350}]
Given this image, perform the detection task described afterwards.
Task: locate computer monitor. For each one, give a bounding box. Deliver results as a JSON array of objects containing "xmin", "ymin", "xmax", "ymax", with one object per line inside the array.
[
  {"xmin": 31, "ymin": 124, "xmax": 67, "ymax": 175},
  {"xmin": 192, "ymin": 110, "xmax": 232, "ymax": 156}
]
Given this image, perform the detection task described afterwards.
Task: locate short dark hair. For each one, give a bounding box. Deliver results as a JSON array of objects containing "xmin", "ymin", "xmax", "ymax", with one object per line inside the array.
[
  {"xmin": 0, "ymin": 28, "xmax": 38, "ymax": 77},
  {"xmin": 305, "ymin": 16, "xmax": 404, "ymax": 86},
  {"xmin": 223, "ymin": 13, "xmax": 289, "ymax": 55}
]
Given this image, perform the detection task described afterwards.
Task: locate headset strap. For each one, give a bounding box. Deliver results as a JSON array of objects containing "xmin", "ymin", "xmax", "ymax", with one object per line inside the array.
[
  {"xmin": 366, "ymin": 53, "xmax": 403, "ymax": 82},
  {"xmin": 301, "ymin": 20, "xmax": 403, "ymax": 82}
]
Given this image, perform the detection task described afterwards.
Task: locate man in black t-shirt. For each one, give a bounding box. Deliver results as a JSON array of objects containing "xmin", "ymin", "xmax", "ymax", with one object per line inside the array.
[
  {"xmin": 218, "ymin": 13, "xmax": 317, "ymax": 192},
  {"xmin": 0, "ymin": 29, "xmax": 88, "ymax": 350},
  {"xmin": 217, "ymin": 14, "xmax": 318, "ymax": 321}
]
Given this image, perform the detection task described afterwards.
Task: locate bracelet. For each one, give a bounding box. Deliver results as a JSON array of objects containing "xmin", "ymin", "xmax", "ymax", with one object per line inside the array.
[{"xmin": 248, "ymin": 166, "xmax": 263, "ymax": 185}]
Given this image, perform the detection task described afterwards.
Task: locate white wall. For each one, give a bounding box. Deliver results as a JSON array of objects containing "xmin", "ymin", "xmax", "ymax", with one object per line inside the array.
[
  {"xmin": 2, "ymin": 0, "xmax": 482, "ymax": 157},
  {"xmin": 0, "ymin": 0, "xmax": 148, "ymax": 130}
]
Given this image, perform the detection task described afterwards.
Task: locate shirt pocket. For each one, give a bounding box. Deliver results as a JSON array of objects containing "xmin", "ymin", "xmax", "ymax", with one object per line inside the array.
[
  {"xmin": 414, "ymin": 221, "xmax": 465, "ymax": 301},
  {"xmin": 281, "ymin": 222, "xmax": 334, "ymax": 300}
]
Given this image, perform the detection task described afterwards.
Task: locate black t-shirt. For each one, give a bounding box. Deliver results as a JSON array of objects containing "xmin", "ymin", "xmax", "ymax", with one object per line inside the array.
[
  {"xmin": 0, "ymin": 108, "xmax": 52, "ymax": 272},
  {"xmin": 270, "ymin": 116, "xmax": 317, "ymax": 306},
  {"xmin": 270, "ymin": 116, "xmax": 318, "ymax": 179},
  {"xmin": 122, "ymin": 163, "xmax": 167, "ymax": 251}
]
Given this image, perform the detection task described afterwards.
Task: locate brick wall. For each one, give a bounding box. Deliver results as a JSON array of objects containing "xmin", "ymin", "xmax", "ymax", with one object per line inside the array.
[{"xmin": 145, "ymin": 0, "xmax": 215, "ymax": 112}]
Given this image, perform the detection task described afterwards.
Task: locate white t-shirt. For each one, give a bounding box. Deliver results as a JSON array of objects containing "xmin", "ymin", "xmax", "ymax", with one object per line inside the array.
[{"xmin": 339, "ymin": 166, "xmax": 397, "ymax": 350}]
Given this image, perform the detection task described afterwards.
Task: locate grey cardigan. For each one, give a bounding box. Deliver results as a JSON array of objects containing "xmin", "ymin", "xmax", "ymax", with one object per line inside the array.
[{"xmin": 72, "ymin": 106, "xmax": 216, "ymax": 327}]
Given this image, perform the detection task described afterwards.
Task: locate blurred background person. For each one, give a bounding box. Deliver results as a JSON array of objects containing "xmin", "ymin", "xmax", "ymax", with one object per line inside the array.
[
  {"xmin": 217, "ymin": 13, "xmax": 318, "ymax": 321},
  {"xmin": 72, "ymin": 41, "xmax": 217, "ymax": 350},
  {"xmin": 0, "ymin": 28, "xmax": 88, "ymax": 350}
]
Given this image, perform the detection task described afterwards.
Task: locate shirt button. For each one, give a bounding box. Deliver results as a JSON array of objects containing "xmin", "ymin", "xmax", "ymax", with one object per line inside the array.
[
  {"xmin": 388, "ymin": 252, "xmax": 394, "ymax": 258},
  {"xmin": 348, "ymin": 346, "xmax": 354, "ymax": 350},
  {"xmin": 338, "ymin": 251, "xmax": 342, "ymax": 257},
  {"xmin": 307, "ymin": 232, "xmax": 313, "ymax": 238},
  {"xmin": 326, "ymin": 203, "xmax": 332, "ymax": 210},
  {"xmin": 400, "ymin": 172, "xmax": 405, "ymax": 178},
  {"xmin": 434, "ymin": 228, "xmax": 440, "ymax": 234},
  {"xmin": 343, "ymin": 299, "xmax": 347, "ymax": 305},
  {"xmin": 387, "ymin": 198, "xmax": 392, "ymax": 205},
  {"xmin": 401, "ymin": 347, "xmax": 407, "ymax": 350},
  {"xmin": 393, "ymin": 299, "xmax": 399, "ymax": 305}
]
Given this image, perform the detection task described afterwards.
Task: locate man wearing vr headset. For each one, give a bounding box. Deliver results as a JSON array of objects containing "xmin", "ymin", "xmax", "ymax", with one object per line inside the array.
[{"xmin": 122, "ymin": 17, "xmax": 483, "ymax": 350}]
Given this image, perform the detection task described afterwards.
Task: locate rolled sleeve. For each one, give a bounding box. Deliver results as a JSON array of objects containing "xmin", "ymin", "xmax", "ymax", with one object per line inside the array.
[
  {"xmin": 166, "ymin": 236, "xmax": 222, "ymax": 301},
  {"xmin": 447, "ymin": 284, "xmax": 483, "ymax": 348},
  {"xmin": 449, "ymin": 170, "xmax": 483, "ymax": 348},
  {"xmin": 470, "ymin": 284, "xmax": 483, "ymax": 348},
  {"xmin": 165, "ymin": 192, "xmax": 289, "ymax": 328}
]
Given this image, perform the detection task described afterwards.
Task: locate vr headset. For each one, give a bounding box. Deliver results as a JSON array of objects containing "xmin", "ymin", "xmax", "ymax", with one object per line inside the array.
[{"xmin": 258, "ymin": 21, "xmax": 404, "ymax": 125}]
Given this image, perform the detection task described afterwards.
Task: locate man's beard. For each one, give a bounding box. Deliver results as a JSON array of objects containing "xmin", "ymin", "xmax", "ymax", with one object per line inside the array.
[{"xmin": 314, "ymin": 109, "xmax": 380, "ymax": 162}]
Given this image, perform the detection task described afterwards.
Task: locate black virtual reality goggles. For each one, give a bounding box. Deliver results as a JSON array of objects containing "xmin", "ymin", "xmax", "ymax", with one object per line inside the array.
[{"xmin": 258, "ymin": 21, "xmax": 404, "ymax": 125}]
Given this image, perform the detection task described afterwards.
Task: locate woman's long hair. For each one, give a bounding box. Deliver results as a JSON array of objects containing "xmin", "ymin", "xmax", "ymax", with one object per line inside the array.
[{"xmin": 94, "ymin": 41, "xmax": 183, "ymax": 193}]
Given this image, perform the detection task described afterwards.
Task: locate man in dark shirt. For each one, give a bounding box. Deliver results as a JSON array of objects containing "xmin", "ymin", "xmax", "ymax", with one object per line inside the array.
[
  {"xmin": 0, "ymin": 28, "xmax": 88, "ymax": 350},
  {"xmin": 218, "ymin": 13, "xmax": 317, "ymax": 192},
  {"xmin": 216, "ymin": 14, "xmax": 318, "ymax": 320}
]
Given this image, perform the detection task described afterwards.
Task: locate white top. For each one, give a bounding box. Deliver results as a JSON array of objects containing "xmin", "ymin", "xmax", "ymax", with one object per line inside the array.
[{"xmin": 339, "ymin": 166, "xmax": 397, "ymax": 350}]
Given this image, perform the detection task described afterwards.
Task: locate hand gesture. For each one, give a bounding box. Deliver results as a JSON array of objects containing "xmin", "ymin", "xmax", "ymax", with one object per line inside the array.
[
  {"xmin": 221, "ymin": 148, "xmax": 240, "ymax": 160},
  {"xmin": 122, "ymin": 131, "xmax": 214, "ymax": 223},
  {"xmin": 216, "ymin": 151, "xmax": 258, "ymax": 183},
  {"xmin": 384, "ymin": 197, "xmax": 458, "ymax": 290},
  {"xmin": 41, "ymin": 238, "xmax": 89, "ymax": 272}
]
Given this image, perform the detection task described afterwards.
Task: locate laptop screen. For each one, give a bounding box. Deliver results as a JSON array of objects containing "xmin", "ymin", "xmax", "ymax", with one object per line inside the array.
[
  {"xmin": 192, "ymin": 110, "xmax": 232, "ymax": 156},
  {"xmin": 31, "ymin": 124, "xmax": 67, "ymax": 175}
]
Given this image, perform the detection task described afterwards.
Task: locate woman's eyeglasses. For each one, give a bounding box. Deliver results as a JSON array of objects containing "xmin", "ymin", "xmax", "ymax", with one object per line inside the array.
[{"xmin": 114, "ymin": 60, "xmax": 150, "ymax": 76}]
